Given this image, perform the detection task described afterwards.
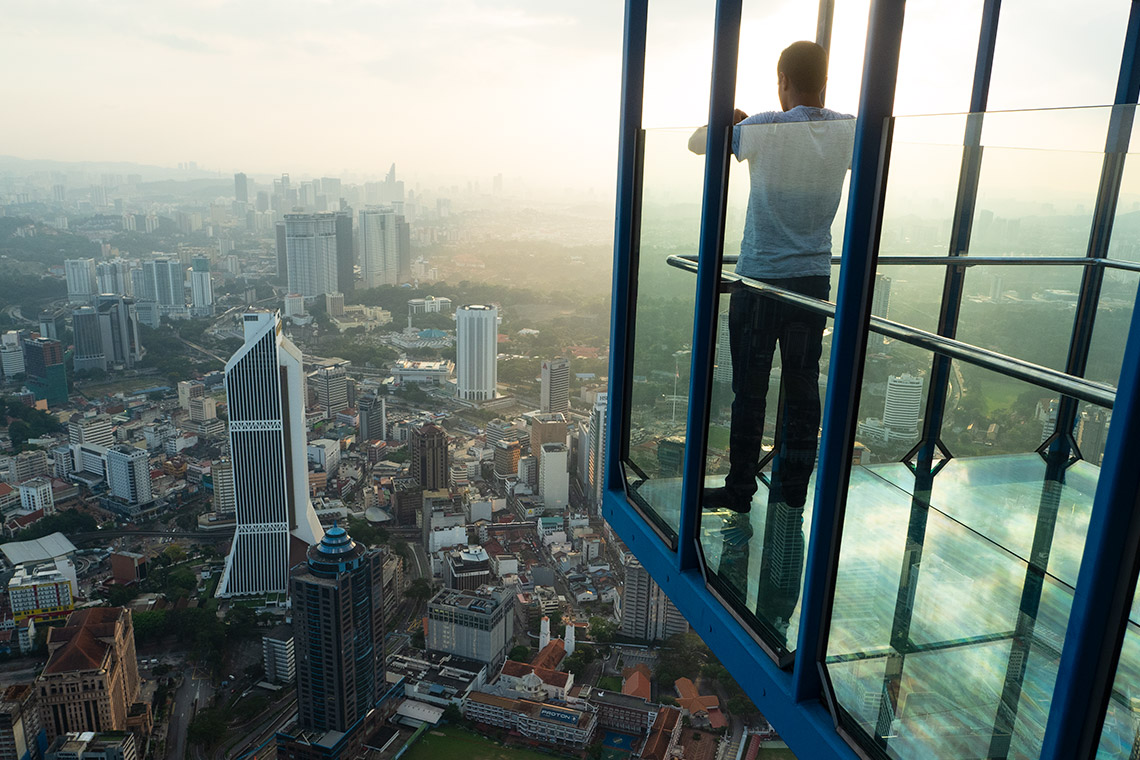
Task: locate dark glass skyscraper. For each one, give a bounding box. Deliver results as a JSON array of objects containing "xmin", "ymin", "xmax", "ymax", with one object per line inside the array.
[
  {"xmin": 291, "ymin": 525, "xmax": 384, "ymax": 736},
  {"xmin": 410, "ymin": 422, "xmax": 448, "ymax": 491}
]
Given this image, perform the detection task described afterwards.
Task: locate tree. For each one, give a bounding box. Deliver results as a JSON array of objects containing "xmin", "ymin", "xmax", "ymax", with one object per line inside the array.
[
  {"xmin": 187, "ymin": 708, "xmax": 227, "ymax": 749},
  {"xmin": 443, "ymin": 703, "xmax": 465, "ymax": 724},
  {"xmin": 509, "ymin": 645, "xmax": 531, "ymax": 662},
  {"xmin": 588, "ymin": 616, "xmax": 617, "ymax": 643},
  {"xmin": 405, "ymin": 578, "xmax": 435, "ymax": 605}
]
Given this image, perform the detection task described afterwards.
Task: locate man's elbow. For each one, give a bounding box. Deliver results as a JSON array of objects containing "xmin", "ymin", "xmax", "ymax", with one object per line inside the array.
[{"xmin": 687, "ymin": 128, "xmax": 708, "ymax": 155}]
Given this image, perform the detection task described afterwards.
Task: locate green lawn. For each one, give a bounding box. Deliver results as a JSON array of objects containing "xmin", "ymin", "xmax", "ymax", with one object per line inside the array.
[
  {"xmin": 597, "ymin": 676, "xmax": 622, "ymax": 691},
  {"xmin": 401, "ymin": 726, "xmax": 560, "ymax": 760}
]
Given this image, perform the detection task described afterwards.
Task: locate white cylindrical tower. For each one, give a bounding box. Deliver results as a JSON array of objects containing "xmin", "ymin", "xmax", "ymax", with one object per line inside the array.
[
  {"xmin": 565, "ymin": 623, "xmax": 576, "ymax": 656},
  {"xmin": 456, "ymin": 304, "xmax": 498, "ymax": 401},
  {"xmin": 539, "ymin": 615, "xmax": 551, "ymax": 651}
]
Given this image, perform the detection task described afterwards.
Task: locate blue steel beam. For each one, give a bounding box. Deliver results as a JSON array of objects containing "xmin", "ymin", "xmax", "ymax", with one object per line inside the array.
[
  {"xmin": 681, "ymin": 0, "xmax": 743, "ymax": 573},
  {"xmin": 794, "ymin": 0, "xmax": 907, "ymax": 705},
  {"xmin": 605, "ymin": 0, "xmax": 649, "ymax": 508}
]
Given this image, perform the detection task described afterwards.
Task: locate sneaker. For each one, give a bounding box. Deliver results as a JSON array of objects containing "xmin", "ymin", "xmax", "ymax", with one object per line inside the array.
[
  {"xmin": 702, "ymin": 486, "xmax": 752, "ymax": 513},
  {"xmin": 719, "ymin": 512, "xmax": 754, "ymax": 548}
]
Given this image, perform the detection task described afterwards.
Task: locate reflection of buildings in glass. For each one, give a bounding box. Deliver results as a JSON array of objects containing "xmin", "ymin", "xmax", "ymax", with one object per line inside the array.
[
  {"xmin": 872, "ymin": 274, "xmax": 892, "ymax": 318},
  {"xmin": 1076, "ymin": 407, "xmax": 1111, "ymax": 466},
  {"xmin": 713, "ymin": 309, "xmax": 732, "ymax": 384},
  {"xmin": 656, "ymin": 436, "xmax": 685, "ymax": 478}
]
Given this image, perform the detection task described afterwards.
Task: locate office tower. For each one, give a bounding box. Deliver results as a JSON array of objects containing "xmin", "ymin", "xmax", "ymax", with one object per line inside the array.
[
  {"xmin": 212, "ymin": 457, "xmax": 235, "ymax": 513},
  {"xmin": 358, "ymin": 393, "xmax": 386, "ymax": 442},
  {"xmin": 410, "ymin": 422, "xmax": 449, "ymax": 490},
  {"xmin": 18, "ymin": 477, "xmax": 54, "ymax": 514},
  {"xmin": 290, "ymin": 526, "xmax": 384, "ymax": 735},
  {"xmin": 539, "ymin": 443, "xmax": 569, "ymax": 510},
  {"xmin": 456, "ymin": 304, "xmax": 498, "ymax": 402},
  {"xmin": 95, "ymin": 259, "xmax": 131, "ymax": 297},
  {"xmin": 189, "ymin": 396, "xmax": 216, "ymax": 422},
  {"xmin": 872, "ymin": 273, "xmax": 892, "ymax": 318},
  {"xmin": 38, "ymin": 309, "xmax": 66, "ymax": 341},
  {"xmin": 587, "ymin": 393, "xmax": 608, "ymax": 510},
  {"xmin": 217, "ymin": 311, "xmax": 323, "ymax": 597},
  {"xmin": 95, "ymin": 295, "xmax": 142, "ymax": 369},
  {"xmin": 234, "ymin": 172, "xmax": 248, "ymax": 203},
  {"xmin": 397, "ymin": 214, "xmax": 411, "ymax": 283},
  {"xmin": 145, "ymin": 259, "xmax": 184, "ymax": 307},
  {"xmin": 190, "ymin": 268, "xmax": 213, "ymax": 316},
  {"xmin": 530, "ymin": 412, "xmax": 568, "ymax": 467},
  {"xmin": 263, "ymin": 626, "xmax": 296, "ymax": 684},
  {"xmin": 23, "ymin": 338, "xmax": 66, "ymax": 407},
  {"xmin": 883, "ymin": 373, "xmax": 924, "ymax": 436},
  {"xmin": 71, "ymin": 306, "xmax": 105, "ymax": 372},
  {"xmin": 619, "ymin": 558, "xmax": 689, "ymax": 643},
  {"xmin": 64, "ymin": 259, "xmax": 97, "ymax": 304},
  {"xmin": 35, "ymin": 608, "xmax": 143, "ymax": 743},
  {"xmin": 541, "ymin": 357, "xmax": 571, "ymax": 414},
  {"xmin": 8, "ymin": 561, "xmax": 73, "ymax": 625},
  {"xmin": 283, "ymin": 293, "xmax": 305, "ymax": 319},
  {"xmin": 105, "ymin": 445, "xmax": 152, "ymax": 506},
  {"xmin": 358, "ymin": 207, "xmax": 399, "ymax": 288},
  {"xmin": 426, "ymin": 587, "xmax": 514, "ymax": 668},
  {"xmin": 493, "ymin": 439, "xmax": 522, "ymax": 484},
  {"xmin": 177, "ymin": 380, "xmax": 205, "ymax": 410},
  {"xmin": 312, "ymin": 362, "xmax": 349, "ymax": 420},
  {"xmin": 335, "ymin": 209, "xmax": 354, "ymax": 294},
  {"xmin": 285, "ymin": 212, "xmax": 339, "ymax": 298},
  {"xmin": 11, "ymin": 451, "xmax": 49, "ymax": 483},
  {"xmin": 325, "ymin": 291, "xmax": 346, "ymax": 318},
  {"xmin": 68, "ymin": 414, "xmax": 113, "ymax": 448},
  {"xmin": 0, "ymin": 684, "xmax": 44, "ymax": 760},
  {"xmin": 0, "ymin": 332, "xmax": 23, "ymax": 378},
  {"xmin": 275, "ymin": 222, "xmax": 287, "ymax": 283}
]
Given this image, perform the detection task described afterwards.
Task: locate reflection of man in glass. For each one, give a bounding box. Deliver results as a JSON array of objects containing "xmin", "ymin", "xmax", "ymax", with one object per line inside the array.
[{"xmin": 689, "ymin": 41, "xmax": 854, "ymax": 633}]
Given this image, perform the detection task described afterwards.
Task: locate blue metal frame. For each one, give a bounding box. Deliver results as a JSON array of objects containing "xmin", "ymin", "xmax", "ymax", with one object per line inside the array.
[
  {"xmin": 797, "ymin": 0, "xmax": 907, "ymax": 706},
  {"xmin": 680, "ymin": 0, "xmax": 744, "ymax": 573}
]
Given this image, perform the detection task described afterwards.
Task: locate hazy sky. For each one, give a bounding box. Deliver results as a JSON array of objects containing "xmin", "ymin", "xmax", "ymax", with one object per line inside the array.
[{"xmin": 3, "ymin": 0, "xmax": 1133, "ymax": 196}]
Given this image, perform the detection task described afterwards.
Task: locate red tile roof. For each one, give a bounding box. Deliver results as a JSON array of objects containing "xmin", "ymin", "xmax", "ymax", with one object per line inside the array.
[
  {"xmin": 530, "ymin": 640, "xmax": 565, "ymax": 670},
  {"xmin": 43, "ymin": 608, "xmax": 125, "ymax": 675},
  {"xmin": 499, "ymin": 659, "xmax": 570, "ymax": 689},
  {"xmin": 622, "ymin": 670, "xmax": 651, "ymax": 701}
]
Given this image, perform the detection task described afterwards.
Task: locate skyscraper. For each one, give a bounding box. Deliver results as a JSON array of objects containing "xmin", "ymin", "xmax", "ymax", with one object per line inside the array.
[
  {"xmin": 95, "ymin": 259, "xmax": 131, "ymax": 297},
  {"xmin": 410, "ymin": 422, "xmax": 448, "ymax": 491},
  {"xmin": 217, "ymin": 311, "xmax": 323, "ymax": 598},
  {"xmin": 588, "ymin": 393, "xmax": 608, "ymax": 511},
  {"xmin": 64, "ymin": 259, "xmax": 97, "ymax": 304},
  {"xmin": 105, "ymin": 445, "xmax": 152, "ymax": 506},
  {"xmin": 71, "ymin": 306, "xmax": 104, "ymax": 372},
  {"xmin": 872, "ymin": 273, "xmax": 892, "ymax": 318},
  {"xmin": 68, "ymin": 414, "xmax": 113, "ymax": 448},
  {"xmin": 358, "ymin": 393, "xmax": 386, "ymax": 442},
  {"xmin": 539, "ymin": 442, "xmax": 569, "ymax": 510},
  {"xmin": 145, "ymin": 259, "xmax": 184, "ymax": 307},
  {"xmin": 883, "ymin": 373, "xmax": 924, "ymax": 436},
  {"xmin": 530, "ymin": 412, "xmax": 568, "ymax": 467},
  {"xmin": 541, "ymin": 357, "xmax": 571, "ymax": 414},
  {"xmin": 234, "ymin": 172, "xmax": 248, "ymax": 204},
  {"xmin": 456, "ymin": 304, "xmax": 498, "ymax": 402},
  {"xmin": 0, "ymin": 332, "xmax": 23, "ymax": 378},
  {"xmin": 335, "ymin": 209, "xmax": 354, "ymax": 294},
  {"xmin": 190, "ymin": 269, "xmax": 213, "ymax": 316},
  {"xmin": 358, "ymin": 207, "xmax": 399, "ymax": 289},
  {"xmin": 619, "ymin": 558, "xmax": 689, "ymax": 643},
  {"xmin": 289, "ymin": 525, "xmax": 384, "ymax": 736},
  {"xmin": 275, "ymin": 222, "xmax": 288, "ymax": 284},
  {"xmin": 285, "ymin": 213, "xmax": 339, "ymax": 298},
  {"xmin": 312, "ymin": 362, "xmax": 349, "ymax": 420},
  {"xmin": 23, "ymin": 338, "xmax": 66, "ymax": 407}
]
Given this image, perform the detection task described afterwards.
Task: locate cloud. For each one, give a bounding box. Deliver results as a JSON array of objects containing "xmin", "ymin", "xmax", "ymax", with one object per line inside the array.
[{"xmin": 151, "ymin": 33, "xmax": 218, "ymax": 54}]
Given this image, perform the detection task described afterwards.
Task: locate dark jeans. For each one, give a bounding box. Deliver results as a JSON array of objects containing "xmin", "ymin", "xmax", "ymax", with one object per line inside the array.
[{"xmin": 725, "ymin": 275, "xmax": 829, "ymax": 509}]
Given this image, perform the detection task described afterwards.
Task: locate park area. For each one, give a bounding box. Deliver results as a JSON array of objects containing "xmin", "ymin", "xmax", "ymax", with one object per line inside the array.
[{"xmin": 401, "ymin": 725, "xmax": 556, "ymax": 760}]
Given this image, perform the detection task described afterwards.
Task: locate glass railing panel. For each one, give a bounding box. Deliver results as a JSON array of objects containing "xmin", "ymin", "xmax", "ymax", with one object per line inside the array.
[
  {"xmin": 623, "ymin": 128, "xmax": 708, "ymax": 541},
  {"xmin": 852, "ymin": 338, "xmax": 931, "ymax": 465},
  {"xmin": 1087, "ymin": 269, "xmax": 1138, "ymax": 387},
  {"xmin": 866, "ymin": 264, "xmax": 946, "ymax": 335},
  {"xmin": 827, "ymin": 458, "xmax": 1080, "ymax": 760},
  {"xmin": 1108, "ymin": 147, "xmax": 1140, "ymax": 263},
  {"xmin": 735, "ymin": 1, "xmax": 817, "ymax": 116},
  {"xmin": 956, "ymin": 265, "xmax": 1084, "ymax": 372},
  {"xmin": 1097, "ymin": 586, "xmax": 1140, "ymax": 759}
]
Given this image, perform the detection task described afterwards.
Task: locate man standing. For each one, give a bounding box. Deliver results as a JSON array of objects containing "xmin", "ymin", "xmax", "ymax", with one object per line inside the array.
[{"xmin": 689, "ymin": 41, "xmax": 854, "ymax": 635}]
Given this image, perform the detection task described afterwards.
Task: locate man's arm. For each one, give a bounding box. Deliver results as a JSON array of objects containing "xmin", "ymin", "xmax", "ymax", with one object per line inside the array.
[{"xmin": 687, "ymin": 109, "xmax": 750, "ymax": 155}]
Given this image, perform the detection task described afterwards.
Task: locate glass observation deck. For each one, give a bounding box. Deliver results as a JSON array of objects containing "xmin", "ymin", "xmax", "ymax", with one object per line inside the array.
[{"xmin": 604, "ymin": 2, "xmax": 1140, "ymax": 759}]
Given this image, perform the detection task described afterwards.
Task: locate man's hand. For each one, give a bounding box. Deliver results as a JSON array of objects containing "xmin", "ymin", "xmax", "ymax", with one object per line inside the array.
[{"xmin": 733, "ymin": 108, "xmax": 749, "ymax": 124}]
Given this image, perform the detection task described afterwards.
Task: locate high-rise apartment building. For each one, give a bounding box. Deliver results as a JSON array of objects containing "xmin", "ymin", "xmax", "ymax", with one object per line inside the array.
[
  {"xmin": 0, "ymin": 684, "xmax": 44, "ymax": 760},
  {"xmin": 335, "ymin": 210, "xmax": 354, "ymax": 294},
  {"xmin": 68, "ymin": 414, "xmax": 113, "ymax": 448},
  {"xmin": 94, "ymin": 295, "xmax": 142, "ymax": 369},
  {"xmin": 358, "ymin": 393, "xmax": 386, "ymax": 442},
  {"xmin": 234, "ymin": 172, "xmax": 248, "ymax": 204},
  {"xmin": 105, "ymin": 445, "xmax": 152, "ymax": 506},
  {"xmin": 275, "ymin": 222, "xmax": 288, "ymax": 284},
  {"xmin": 872, "ymin": 273, "xmax": 892, "ymax": 319},
  {"xmin": 0, "ymin": 332, "xmax": 24, "ymax": 379},
  {"xmin": 285, "ymin": 213, "xmax": 339, "ymax": 299},
  {"xmin": 410, "ymin": 423, "xmax": 448, "ymax": 491},
  {"xmin": 211, "ymin": 458, "xmax": 235, "ymax": 513},
  {"xmin": 456, "ymin": 304, "xmax": 498, "ymax": 402},
  {"xmin": 539, "ymin": 443, "xmax": 569, "ymax": 510},
  {"xmin": 587, "ymin": 393, "xmax": 608, "ymax": 511},
  {"xmin": 95, "ymin": 259, "xmax": 131, "ymax": 297},
  {"xmin": 311, "ymin": 362, "xmax": 349, "ymax": 420},
  {"xmin": 358, "ymin": 207, "xmax": 399, "ymax": 289},
  {"xmin": 190, "ymin": 269, "xmax": 213, "ymax": 316},
  {"xmin": 217, "ymin": 311, "xmax": 323, "ymax": 597},
  {"xmin": 883, "ymin": 373, "xmax": 924, "ymax": 436},
  {"xmin": 289, "ymin": 526, "xmax": 384, "ymax": 737},
  {"xmin": 35, "ymin": 608, "xmax": 143, "ymax": 743},
  {"xmin": 541, "ymin": 357, "xmax": 571, "ymax": 414},
  {"xmin": 619, "ymin": 558, "xmax": 689, "ymax": 643},
  {"xmin": 64, "ymin": 259, "xmax": 96, "ymax": 304},
  {"xmin": 145, "ymin": 259, "xmax": 184, "ymax": 308},
  {"xmin": 23, "ymin": 338, "xmax": 66, "ymax": 407}
]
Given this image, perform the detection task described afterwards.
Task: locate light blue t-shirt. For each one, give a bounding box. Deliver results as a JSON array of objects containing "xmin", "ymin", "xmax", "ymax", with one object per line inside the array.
[{"xmin": 732, "ymin": 106, "xmax": 855, "ymax": 279}]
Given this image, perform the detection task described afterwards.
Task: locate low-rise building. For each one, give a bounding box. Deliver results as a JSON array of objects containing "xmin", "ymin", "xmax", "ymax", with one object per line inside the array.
[{"xmin": 463, "ymin": 692, "xmax": 597, "ymax": 750}]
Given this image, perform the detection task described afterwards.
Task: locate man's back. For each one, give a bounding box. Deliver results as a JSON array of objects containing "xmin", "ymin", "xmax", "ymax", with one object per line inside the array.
[{"xmin": 733, "ymin": 106, "xmax": 855, "ymax": 280}]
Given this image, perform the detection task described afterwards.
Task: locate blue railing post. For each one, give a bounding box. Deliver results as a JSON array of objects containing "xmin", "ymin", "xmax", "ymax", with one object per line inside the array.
[
  {"xmin": 793, "ymin": 0, "xmax": 907, "ymax": 704},
  {"xmin": 680, "ymin": 0, "xmax": 743, "ymax": 572},
  {"xmin": 604, "ymin": 0, "xmax": 649, "ymax": 518}
]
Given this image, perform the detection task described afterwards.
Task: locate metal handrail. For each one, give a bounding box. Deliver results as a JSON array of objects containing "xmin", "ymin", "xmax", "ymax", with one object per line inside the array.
[
  {"xmin": 666, "ymin": 254, "xmax": 1117, "ymax": 409},
  {"xmin": 679, "ymin": 253, "xmax": 1140, "ymax": 273}
]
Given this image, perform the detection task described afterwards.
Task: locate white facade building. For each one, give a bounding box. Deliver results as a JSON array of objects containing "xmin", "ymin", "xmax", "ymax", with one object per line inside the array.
[
  {"xmin": 190, "ymin": 269, "xmax": 214, "ymax": 315},
  {"xmin": 18, "ymin": 477, "xmax": 54, "ymax": 515},
  {"xmin": 64, "ymin": 259, "xmax": 97, "ymax": 304},
  {"xmin": 883, "ymin": 373, "xmax": 924, "ymax": 436},
  {"xmin": 217, "ymin": 311, "xmax": 323, "ymax": 597},
  {"xmin": 456, "ymin": 305, "xmax": 498, "ymax": 402},
  {"xmin": 540, "ymin": 357, "xmax": 571, "ymax": 414},
  {"xmin": 587, "ymin": 393, "xmax": 608, "ymax": 512},
  {"xmin": 285, "ymin": 213, "xmax": 338, "ymax": 299},
  {"xmin": 106, "ymin": 445, "xmax": 152, "ymax": 506},
  {"xmin": 0, "ymin": 331, "xmax": 25, "ymax": 378},
  {"xmin": 539, "ymin": 443, "xmax": 569, "ymax": 511},
  {"xmin": 359, "ymin": 207, "xmax": 399, "ymax": 289}
]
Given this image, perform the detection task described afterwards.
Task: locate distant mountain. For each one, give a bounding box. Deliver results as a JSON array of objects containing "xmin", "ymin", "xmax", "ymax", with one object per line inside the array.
[{"xmin": 0, "ymin": 154, "xmax": 220, "ymax": 182}]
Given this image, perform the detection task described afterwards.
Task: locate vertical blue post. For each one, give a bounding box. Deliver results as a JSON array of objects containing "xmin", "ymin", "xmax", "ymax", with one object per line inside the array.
[
  {"xmin": 793, "ymin": 0, "xmax": 906, "ymax": 703},
  {"xmin": 604, "ymin": 0, "xmax": 649, "ymax": 510},
  {"xmin": 680, "ymin": 0, "xmax": 743, "ymax": 572}
]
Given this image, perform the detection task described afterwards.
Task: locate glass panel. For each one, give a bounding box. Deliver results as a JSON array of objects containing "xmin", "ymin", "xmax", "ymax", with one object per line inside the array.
[
  {"xmin": 736, "ymin": 2, "xmax": 817, "ymax": 118},
  {"xmin": 986, "ymin": 0, "xmax": 1130, "ymax": 111},
  {"xmin": 893, "ymin": 0, "xmax": 985, "ymax": 115},
  {"xmin": 1109, "ymin": 149, "xmax": 1140, "ymax": 263},
  {"xmin": 1097, "ymin": 586, "xmax": 1140, "ymax": 759},
  {"xmin": 642, "ymin": 0, "xmax": 715, "ymax": 129},
  {"xmin": 698, "ymin": 115, "xmax": 854, "ymax": 659},
  {"xmin": 853, "ymin": 337, "xmax": 932, "ymax": 465},
  {"xmin": 956, "ymin": 265, "xmax": 1083, "ymax": 373},
  {"xmin": 622, "ymin": 128, "xmax": 707, "ymax": 540},
  {"xmin": 1087, "ymin": 269, "xmax": 1138, "ymax": 387}
]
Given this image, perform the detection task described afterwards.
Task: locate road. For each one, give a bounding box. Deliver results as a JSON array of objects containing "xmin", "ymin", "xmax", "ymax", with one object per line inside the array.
[{"xmin": 166, "ymin": 664, "xmax": 213, "ymax": 760}]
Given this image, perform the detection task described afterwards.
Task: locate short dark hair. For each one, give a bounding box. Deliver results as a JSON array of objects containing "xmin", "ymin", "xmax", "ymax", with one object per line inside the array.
[{"xmin": 778, "ymin": 41, "xmax": 828, "ymax": 94}]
